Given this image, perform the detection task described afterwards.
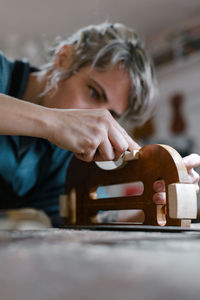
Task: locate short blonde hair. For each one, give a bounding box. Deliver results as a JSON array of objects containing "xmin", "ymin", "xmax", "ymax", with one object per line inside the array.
[{"xmin": 45, "ymin": 22, "xmax": 157, "ymax": 126}]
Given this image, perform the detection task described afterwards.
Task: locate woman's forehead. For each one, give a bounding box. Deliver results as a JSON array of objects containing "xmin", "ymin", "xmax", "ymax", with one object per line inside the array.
[{"xmin": 81, "ymin": 63, "xmax": 131, "ymax": 81}]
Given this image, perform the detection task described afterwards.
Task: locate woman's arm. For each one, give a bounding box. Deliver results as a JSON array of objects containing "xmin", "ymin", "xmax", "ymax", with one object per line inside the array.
[
  {"xmin": 0, "ymin": 93, "xmax": 49, "ymax": 138},
  {"xmin": 0, "ymin": 93, "xmax": 140, "ymax": 161}
]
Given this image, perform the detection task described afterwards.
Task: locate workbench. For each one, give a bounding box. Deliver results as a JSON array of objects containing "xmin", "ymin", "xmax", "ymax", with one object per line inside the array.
[
  {"xmin": 1, "ymin": 226, "xmax": 200, "ymax": 300},
  {"xmin": 0, "ymin": 144, "xmax": 199, "ymax": 299}
]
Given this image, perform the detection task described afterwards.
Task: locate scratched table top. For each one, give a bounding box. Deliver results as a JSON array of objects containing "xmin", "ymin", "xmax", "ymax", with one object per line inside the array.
[{"xmin": 1, "ymin": 225, "xmax": 200, "ymax": 300}]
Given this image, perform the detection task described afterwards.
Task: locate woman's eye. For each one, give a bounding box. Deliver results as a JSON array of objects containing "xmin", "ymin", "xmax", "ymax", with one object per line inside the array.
[{"xmin": 89, "ymin": 86, "xmax": 100, "ymax": 100}]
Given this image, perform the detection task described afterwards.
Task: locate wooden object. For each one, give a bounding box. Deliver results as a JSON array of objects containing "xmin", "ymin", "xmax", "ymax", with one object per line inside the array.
[
  {"xmin": 170, "ymin": 93, "xmax": 186, "ymax": 134},
  {"xmin": 168, "ymin": 183, "xmax": 197, "ymax": 219},
  {"xmin": 63, "ymin": 144, "xmax": 197, "ymax": 227},
  {"xmin": 95, "ymin": 150, "xmax": 139, "ymax": 170},
  {"xmin": 0, "ymin": 208, "xmax": 51, "ymax": 229}
]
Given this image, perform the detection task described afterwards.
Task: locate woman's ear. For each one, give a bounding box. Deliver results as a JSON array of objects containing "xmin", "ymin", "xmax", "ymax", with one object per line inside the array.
[{"xmin": 53, "ymin": 44, "xmax": 73, "ymax": 71}]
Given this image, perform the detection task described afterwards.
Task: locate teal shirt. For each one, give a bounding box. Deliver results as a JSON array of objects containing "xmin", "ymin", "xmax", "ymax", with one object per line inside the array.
[{"xmin": 0, "ymin": 52, "xmax": 73, "ymax": 222}]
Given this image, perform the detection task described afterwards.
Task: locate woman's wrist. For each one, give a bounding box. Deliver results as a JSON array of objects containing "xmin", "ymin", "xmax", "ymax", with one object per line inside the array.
[
  {"xmin": 39, "ymin": 107, "xmax": 59, "ymax": 142},
  {"xmin": 28, "ymin": 104, "xmax": 53, "ymax": 140}
]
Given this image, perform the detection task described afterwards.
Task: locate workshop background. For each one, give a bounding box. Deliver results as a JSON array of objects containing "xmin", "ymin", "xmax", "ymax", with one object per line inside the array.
[
  {"xmin": 1, "ymin": 2, "xmax": 200, "ymax": 300},
  {"xmin": 1, "ymin": 0, "xmax": 200, "ymax": 207}
]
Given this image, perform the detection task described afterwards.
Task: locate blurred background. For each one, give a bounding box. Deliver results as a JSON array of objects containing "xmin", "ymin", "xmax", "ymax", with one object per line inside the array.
[{"xmin": 1, "ymin": 0, "xmax": 200, "ymax": 204}]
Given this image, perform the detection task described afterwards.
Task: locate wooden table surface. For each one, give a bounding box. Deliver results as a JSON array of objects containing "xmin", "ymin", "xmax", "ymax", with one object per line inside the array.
[{"xmin": 1, "ymin": 226, "xmax": 200, "ymax": 300}]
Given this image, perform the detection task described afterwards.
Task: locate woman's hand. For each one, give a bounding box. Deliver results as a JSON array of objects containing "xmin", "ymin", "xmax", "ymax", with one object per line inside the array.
[
  {"xmin": 47, "ymin": 108, "xmax": 140, "ymax": 162},
  {"xmin": 153, "ymin": 153, "xmax": 200, "ymax": 205}
]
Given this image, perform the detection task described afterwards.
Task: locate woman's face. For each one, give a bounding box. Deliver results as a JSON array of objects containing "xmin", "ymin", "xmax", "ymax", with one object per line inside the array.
[{"xmin": 43, "ymin": 64, "xmax": 131, "ymax": 118}]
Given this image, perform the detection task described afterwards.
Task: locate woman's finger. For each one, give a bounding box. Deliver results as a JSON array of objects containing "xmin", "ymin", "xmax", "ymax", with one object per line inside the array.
[
  {"xmin": 153, "ymin": 179, "xmax": 166, "ymax": 192},
  {"xmin": 153, "ymin": 192, "xmax": 166, "ymax": 205},
  {"xmin": 108, "ymin": 124, "xmax": 129, "ymax": 157},
  {"xmin": 183, "ymin": 154, "xmax": 200, "ymax": 170},
  {"xmin": 114, "ymin": 120, "xmax": 141, "ymax": 151}
]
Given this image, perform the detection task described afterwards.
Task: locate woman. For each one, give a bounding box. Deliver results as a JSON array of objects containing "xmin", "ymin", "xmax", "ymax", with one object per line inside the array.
[{"xmin": 0, "ymin": 22, "xmax": 199, "ymax": 223}]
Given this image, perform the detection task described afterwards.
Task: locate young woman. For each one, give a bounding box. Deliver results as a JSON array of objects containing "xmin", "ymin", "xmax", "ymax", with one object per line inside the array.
[{"xmin": 0, "ymin": 22, "xmax": 199, "ymax": 224}]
